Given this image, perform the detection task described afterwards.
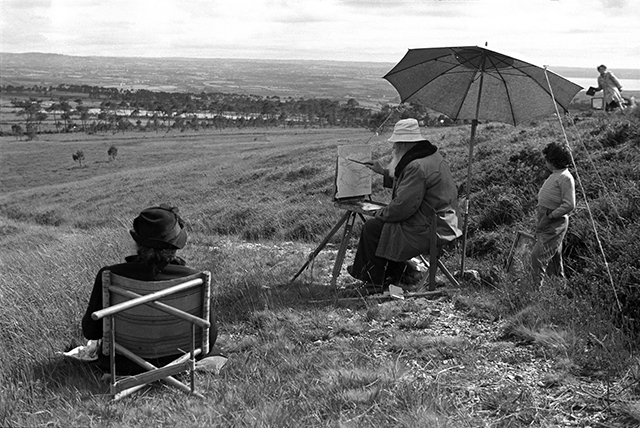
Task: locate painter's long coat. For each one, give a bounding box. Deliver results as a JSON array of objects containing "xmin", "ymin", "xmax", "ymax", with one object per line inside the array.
[{"xmin": 373, "ymin": 150, "xmax": 461, "ymax": 262}]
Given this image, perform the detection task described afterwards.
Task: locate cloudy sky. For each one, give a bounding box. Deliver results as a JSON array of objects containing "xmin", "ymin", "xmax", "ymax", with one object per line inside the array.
[{"xmin": 1, "ymin": 0, "xmax": 638, "ymax": 69}]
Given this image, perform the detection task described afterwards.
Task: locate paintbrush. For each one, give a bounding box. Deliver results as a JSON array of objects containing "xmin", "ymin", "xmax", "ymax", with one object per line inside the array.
[{"xmin": 346, "ymin": 158, "xmax": 371, "ymax": 166}]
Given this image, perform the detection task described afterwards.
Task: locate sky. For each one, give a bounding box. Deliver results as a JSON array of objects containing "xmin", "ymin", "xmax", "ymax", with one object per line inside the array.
[{"xmin": 1, "ymin": 0, "xmax": 639, "ymax": 70}]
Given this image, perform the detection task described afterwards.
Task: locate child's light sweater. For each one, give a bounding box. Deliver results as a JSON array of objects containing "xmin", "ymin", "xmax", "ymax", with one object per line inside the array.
[{"xmin": 537, "ymin": 168, "xmax": 576, "ymax": 219}]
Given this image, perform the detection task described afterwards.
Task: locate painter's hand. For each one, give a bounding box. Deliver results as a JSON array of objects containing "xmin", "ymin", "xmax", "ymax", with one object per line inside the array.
[{"xmin": 366, "ymin": 160, "xmax": 385, "ymax": 175}]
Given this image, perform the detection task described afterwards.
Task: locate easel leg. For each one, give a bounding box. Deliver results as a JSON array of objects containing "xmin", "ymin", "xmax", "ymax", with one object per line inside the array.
[
  {"xmin": 428, "ymin": 214, "xmax": 438, "ymax": 291},
  {"xmin": 290, "ymin": 211, "xmax": 351, "ymax": 283},
  {"xmin": 417, "ymin": 251, "xmax": 460, "ymax": 291},
  {"xmin": 428, "ymin": 250, "xmax": 438, "ymax": 291},
  {"xmin": 330, "ymin": 211, "xmax": 357, "ymax": 290},
  {"xmin": 417, "ymin": 254, "xmax": 460, "ymax": 290},
  {"xmin": 438, "ymin": 260, "xmax": 460, "ymax": 287}
]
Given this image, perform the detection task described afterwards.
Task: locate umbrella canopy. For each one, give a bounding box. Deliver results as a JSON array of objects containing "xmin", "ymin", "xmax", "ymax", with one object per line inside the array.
[
  {"xmin": 383, "ymin": 46, "xmax": 582, "ymax": 125},
  {"xmin": 383, "ymin": 46, "xmax": 582, "ymax": 273}
]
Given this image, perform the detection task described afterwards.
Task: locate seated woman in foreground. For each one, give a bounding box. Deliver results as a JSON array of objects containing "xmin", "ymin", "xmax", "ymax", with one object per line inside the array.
[{"xmin": 80, "ymin": 205, "xmax": 224, "ymax": 373}]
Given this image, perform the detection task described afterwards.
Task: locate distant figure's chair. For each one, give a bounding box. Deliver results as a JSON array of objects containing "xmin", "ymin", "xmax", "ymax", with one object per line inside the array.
[
  {"xmin": 416, "ymin": 210, "xmax": 460, "ymax": 291},
  {"xmin": 91, "ymin": 270, "xmax": 211, "ymax": 400}
]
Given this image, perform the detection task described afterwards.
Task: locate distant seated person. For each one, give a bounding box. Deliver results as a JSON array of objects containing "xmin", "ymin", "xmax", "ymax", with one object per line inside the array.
[
  {"xmin": 81, "ymin": 205, "xmax": 224, "ymax": 373},
  {"xmin": 347, "ymin": 118, "xmax": 462, "ymax": 292}
]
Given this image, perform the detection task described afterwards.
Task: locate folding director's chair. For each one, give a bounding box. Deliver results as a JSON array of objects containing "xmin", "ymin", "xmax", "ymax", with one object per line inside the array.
[{"xmin": 91, "ymin": 270, "xmax": 211, "ymax": 400}]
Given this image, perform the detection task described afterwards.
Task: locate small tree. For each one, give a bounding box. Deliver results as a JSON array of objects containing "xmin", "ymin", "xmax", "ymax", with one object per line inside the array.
[
  {"xmin": 107, "ymin": 145, "xmax": 118, "ymax": 161},
  {"xmin": 11, "ymin": 124, "xmax": 23, "ymax": 140},
  {"xmin": 47, "ymin": 102, "xmax": 61, "ymax": 133},
  {"xmin": 72, "ymin": 150, "xmax": 85, "ymax": 167},
  {"xmin": 25, "ymin": 123, "xmax": 38, "ymax": 141}
]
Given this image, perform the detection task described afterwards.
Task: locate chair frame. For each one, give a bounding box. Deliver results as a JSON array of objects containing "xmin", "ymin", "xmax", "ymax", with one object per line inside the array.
[
  {"xmin": 91, "ymin": 270, "xmax": 211, "ymax": 400},
  {"xmin": 416, "ymin": 210, "xmax": 460, "ymax": 291}
]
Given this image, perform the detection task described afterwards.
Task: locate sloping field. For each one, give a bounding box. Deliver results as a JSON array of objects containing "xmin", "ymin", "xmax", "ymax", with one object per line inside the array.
[{"xmin": 1, "ymin": 118, "xmax": 640, "ymax": 427}]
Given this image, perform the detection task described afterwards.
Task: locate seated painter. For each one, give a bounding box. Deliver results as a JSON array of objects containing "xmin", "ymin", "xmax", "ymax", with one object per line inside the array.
[
  {"xmin": 80, "ymin": 205, "xmax": 224, "ymax": 373},
  {"xmin": 347, "ymin": 118, "xmax": 461, "ymax": 292}
]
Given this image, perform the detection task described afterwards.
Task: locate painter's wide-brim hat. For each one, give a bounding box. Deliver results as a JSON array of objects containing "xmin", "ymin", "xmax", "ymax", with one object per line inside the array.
[
  {"xmin": 387, "ymin": 118, "xmax": 426, "ymax": 143},
  {"xmin": 130, "ymin": 206, "xmax": 187, "ymax": 250}
]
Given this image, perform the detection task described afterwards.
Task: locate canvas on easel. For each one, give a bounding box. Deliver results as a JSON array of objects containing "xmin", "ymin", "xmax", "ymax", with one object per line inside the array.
[
  {"xmin": 335, "ymin": 145, "xmax": 372, "ymax": 199},
  {"xmin": 290, "ymin": 144, "xmax": 385, "ymax": 288},
  {"xmin": 334, "ymin": 145, "xmax": 386, "ymax": 213}
]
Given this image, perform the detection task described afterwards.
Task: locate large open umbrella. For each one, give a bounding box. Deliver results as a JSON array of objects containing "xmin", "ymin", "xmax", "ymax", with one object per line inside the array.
[{"xmin": 383, "ymin": 46, "xmax": 582, "ymax": 273}]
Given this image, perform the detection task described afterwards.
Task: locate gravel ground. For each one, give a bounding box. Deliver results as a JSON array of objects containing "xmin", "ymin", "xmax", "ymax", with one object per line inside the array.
[{"xmin": 220, "ymin": 239, "xmax": 640, "ymax": 427}]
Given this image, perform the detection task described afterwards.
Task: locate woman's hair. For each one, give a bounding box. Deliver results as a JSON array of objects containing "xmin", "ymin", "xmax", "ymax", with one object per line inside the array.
[
  {"xmin": 543, "ymin": 142, "xmax": 572, "ymax": 169},
  {"xmin": 134, "ymin": 245, "xmax": 180, "ymax": 274}
]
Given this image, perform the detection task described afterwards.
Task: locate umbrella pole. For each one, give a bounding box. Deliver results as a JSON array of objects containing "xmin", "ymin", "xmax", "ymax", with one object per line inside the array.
[
  {"xmin": 460, "ymin": 119, "xmax": 478, "ymax": 275},
  {"xmin": 460, "ymin": 58, "xmax": 486, "ymax": 276}
]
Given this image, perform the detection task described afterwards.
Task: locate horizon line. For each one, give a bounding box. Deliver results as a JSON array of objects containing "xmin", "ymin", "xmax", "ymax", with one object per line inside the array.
[{"xmin": 3, "ymin": 51, "xmax": 639, "ymax": 72}]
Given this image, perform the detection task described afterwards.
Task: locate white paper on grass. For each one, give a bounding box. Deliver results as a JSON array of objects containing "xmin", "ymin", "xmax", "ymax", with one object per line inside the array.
[
  {"xmin": 388, "ymin": 284, "xmax": 405, "ymax": 299},
  {"xmin": 61, "ymin": 339, "xmax": 100, "ymax": 362},
  {"xmin": 335, "ymin": 145, "xmax": 372, "ymax": 199},
  {"xmin": 195, "ymin": 355, "xmax": 228, "ymax": 374}
]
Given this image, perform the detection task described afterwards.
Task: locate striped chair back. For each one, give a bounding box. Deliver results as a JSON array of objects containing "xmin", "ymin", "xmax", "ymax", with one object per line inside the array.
[{"xmin": 101, "ymin": 271, "xmax": 211, "ymax": 359}]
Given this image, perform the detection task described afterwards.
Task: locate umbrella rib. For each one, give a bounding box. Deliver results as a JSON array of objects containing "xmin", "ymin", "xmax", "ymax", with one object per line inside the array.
[
  {"xmin": 451, "ymin": 66, "xmax": 477, "ymax": 120},
  {"xmin": 402, "ymin": 60, "xmax": 479, "ymax": 118},
  {"xmin": 392, "ymin": 59, "xmax": 463, "ymax": 103},
  {"xmin": 490, "ymin": 61, "xmax": 517, "ymax": 125},
  {"xmin": 385, "ymin": 48, "xmax": 486, "ymax": 106},
  {"xmin": 525, "ymin": 68, "xmax": 572, "ymax": 111},
  {"xmin": 449, "ymin": 48, "xmax": 489, "ymax": 120},
  {"xmin": 399, "ymin": 73, "xmax": 446, "ymax": 102},
  {"xmin": 503, "ymin": 63, "xmax": 573, "ymax": 114},
  {"xmin": 486, "ymin": 56, "xmax": 567, "ymax": 123},
  {"xmin": 384, "ymin": 51, "xmax": 455, "ymax": 77}
]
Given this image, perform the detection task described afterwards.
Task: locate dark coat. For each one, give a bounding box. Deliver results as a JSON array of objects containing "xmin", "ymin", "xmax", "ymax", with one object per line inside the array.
[{"xmin": 373, "ymin": 148, "xmax": 461, "ymax": 261}]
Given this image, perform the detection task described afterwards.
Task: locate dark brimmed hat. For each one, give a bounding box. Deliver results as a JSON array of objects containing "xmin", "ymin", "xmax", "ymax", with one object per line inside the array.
[{"xmin": 130, "ymin": 205, "xmax": 187, "ymax": 250}]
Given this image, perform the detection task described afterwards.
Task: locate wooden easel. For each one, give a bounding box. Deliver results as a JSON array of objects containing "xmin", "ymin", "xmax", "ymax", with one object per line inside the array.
[
  {"xmin": 290, "ymin": 201, "xmax": 371, "ymax": 288},
  {"xmin": 291, "ymin": 203, "xmax": 463, "ymax": 301},
  {"xmin": 292, "ymin": 144, "xmax": 384, "ymax": 288}
]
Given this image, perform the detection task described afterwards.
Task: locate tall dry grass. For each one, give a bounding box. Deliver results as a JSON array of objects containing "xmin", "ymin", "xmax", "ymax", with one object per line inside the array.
[{"xmin": 1, "ymin": 115, "xmax": 639, "ymax": 426}]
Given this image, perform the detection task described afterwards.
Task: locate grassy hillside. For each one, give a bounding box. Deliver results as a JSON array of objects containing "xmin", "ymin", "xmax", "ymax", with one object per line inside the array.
[{"xmin": 1, "ymin": 112, "xmax": 639, "ymax": 426}]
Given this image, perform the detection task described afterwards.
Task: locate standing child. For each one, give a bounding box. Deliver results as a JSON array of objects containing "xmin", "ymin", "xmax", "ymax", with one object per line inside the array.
[{"xmin": 531, "ymin": 142, "xmax": 576, "ymax": 286}]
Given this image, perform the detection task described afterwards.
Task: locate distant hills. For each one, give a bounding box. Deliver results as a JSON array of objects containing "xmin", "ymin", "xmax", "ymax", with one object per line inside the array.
[
  {"xmin": 1, "ymin": 52, "xmax": 638, "ymax": 107},
  {"xmin": 0, "ymin": 52, "xmax": 398, "ymax": 108}
]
